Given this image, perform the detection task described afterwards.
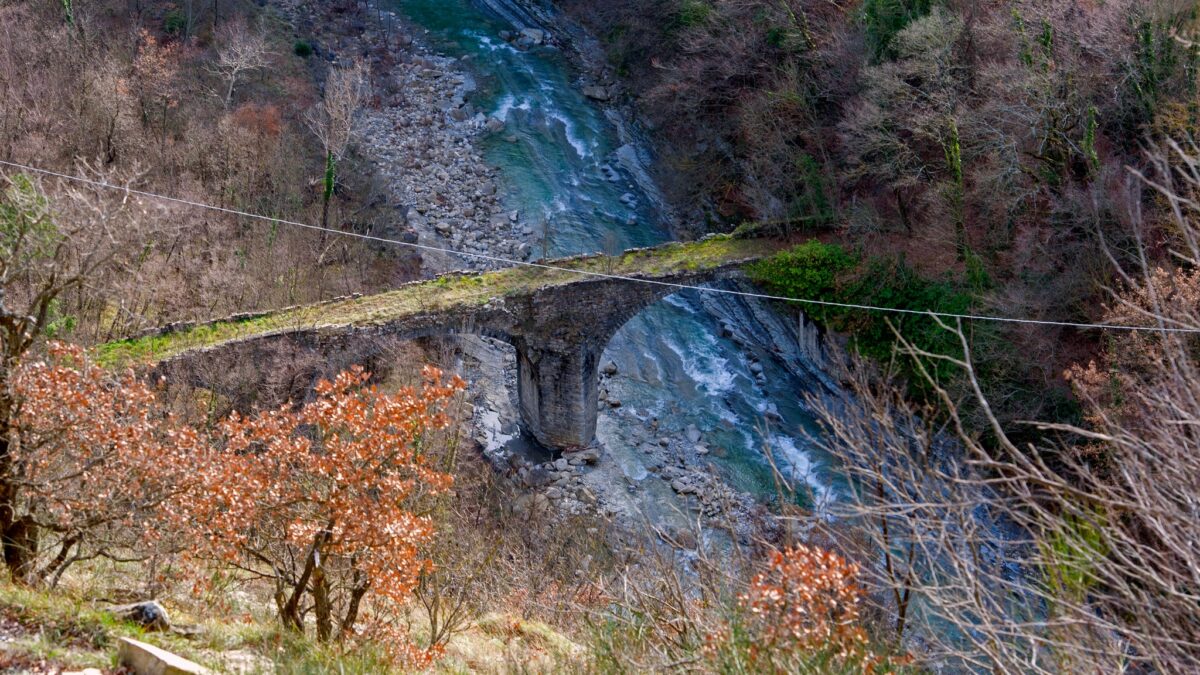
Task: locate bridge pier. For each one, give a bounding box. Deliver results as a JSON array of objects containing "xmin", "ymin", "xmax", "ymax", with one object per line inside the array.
[{"xmin": 514, "ymin": 338, "xmax": 601, "ymax": 448}]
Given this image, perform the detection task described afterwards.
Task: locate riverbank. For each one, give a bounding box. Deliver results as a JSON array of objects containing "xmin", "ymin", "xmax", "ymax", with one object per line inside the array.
[{"xmin": 277, "ymin": 0, "xmax": 541, "ymax": 275}]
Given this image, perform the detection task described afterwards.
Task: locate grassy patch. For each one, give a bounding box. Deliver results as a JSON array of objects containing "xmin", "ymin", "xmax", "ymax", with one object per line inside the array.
[{"xmin": 0, "ymin": 580, "xmax": 232, "ymax": 672}]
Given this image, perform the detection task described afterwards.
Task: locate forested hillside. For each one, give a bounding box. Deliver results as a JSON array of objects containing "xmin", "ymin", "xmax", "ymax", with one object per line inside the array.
[{"xmin": 561, "ymin": 0, "xmax": 1199, "ymax": 426}]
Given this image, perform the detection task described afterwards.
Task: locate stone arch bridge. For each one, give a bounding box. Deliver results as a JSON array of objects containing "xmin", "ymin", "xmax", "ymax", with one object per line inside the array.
[{"xmin": 99, "ymin": 236, "xmax": 778, "ymax": 448}]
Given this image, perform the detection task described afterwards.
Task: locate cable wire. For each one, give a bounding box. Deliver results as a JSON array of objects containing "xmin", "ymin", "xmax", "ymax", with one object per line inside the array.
[{"xmin": 1, "ymin": 158, "xmax": 1196, "ymax": 334}]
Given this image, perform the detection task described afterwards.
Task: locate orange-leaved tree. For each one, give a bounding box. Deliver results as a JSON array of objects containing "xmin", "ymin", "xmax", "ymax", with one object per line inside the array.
[
  {"xmin": 10, "ymin": 343, "xmax": 198, "ymax": 586},
  {"xmin": 186, "ymin": 365, "xmax": 464, "ymax": 662},
  {"xmin": 707, "ymin": 544, "xmax": 895, "ymax": 673}
]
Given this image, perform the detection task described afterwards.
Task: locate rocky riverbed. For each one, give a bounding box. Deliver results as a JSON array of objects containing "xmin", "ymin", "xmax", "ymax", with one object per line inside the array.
[{"xmin": 280, "ymin": 0, "xmax": 539, "ymax": 274}]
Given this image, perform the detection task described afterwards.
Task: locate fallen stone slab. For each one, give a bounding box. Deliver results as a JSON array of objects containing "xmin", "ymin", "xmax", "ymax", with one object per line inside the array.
[{"xmin": 118, "ymin": 637, "xmax": 211, "ymax": 675}]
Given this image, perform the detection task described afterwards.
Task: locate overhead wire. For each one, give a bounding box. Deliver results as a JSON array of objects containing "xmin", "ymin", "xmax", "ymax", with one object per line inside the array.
[{"xmin": 1, "ymin": 158, "xmax": 1196, "ymax": 334}]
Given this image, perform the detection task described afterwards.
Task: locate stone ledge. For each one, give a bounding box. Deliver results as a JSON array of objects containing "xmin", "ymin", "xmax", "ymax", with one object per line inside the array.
[{"xmin": 117, "ymin": 637, "xmax": 211, "ymax": 675}]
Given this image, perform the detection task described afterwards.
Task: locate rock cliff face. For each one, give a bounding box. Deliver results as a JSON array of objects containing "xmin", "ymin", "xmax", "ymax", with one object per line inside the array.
[
  {"xmin": 474, "ymin": 0, "xmax": 553, "ymax": 31},
  {"xmin": 695, "ymin": 280, "xmax": 849, "ymax": 395}
]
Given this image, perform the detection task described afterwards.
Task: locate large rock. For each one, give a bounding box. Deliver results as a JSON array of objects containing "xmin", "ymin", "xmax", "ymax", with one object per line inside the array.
[
  {"xmin": 524, "ymin": 466, "xmax": 552, "ymax": 488},
  {"xmin": 109, "ymin": 601, "xmax": 171, "ymax": 631},
  {"xmin": 520, "ymin": 28, "xmax": 546, "ymax": 45},
  {"xmin": 513, "ymin": 492, "xmax": 551, "ymax": 516},
  {"xmin": 582, "ymin": 85, "xmax": 611, "ymax": 101},
  {"xmin": 566, "ymin": 448, "xmax": 601, "ymax": 464}
]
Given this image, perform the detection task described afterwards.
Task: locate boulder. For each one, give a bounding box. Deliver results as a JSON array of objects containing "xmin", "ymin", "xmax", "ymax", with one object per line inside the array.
[
  {"xmin": 520, "ymin": 28, "xmax": 546, "ymax": 45},
  {"xmin": 671, "ymin": 478, "xmax": 696, "ymax": 495},
  {"xmin": 524, "ymin": 466, "xmax": 552, "ymax": 488},
  {"xmin": 582, "ymin": 85, "xmax": 611, "ymax": 101},
  {"xmin": 109, "ymin": 601, "xmax": 170, "ymax": 631},
  {"xmin": 600, "ymin": 360, "xmax": 618, "ymax": 376},
  {"xmin": 513, "ymin": 492, "xmax": 551, "ymax": 517},
  {"xmin": 685, "ymin": 424, "xmax": 702, "ymax": 444},
  {"xmin": 566, "ymin": 448, "xmax": 601, "ymax": 464},
  {"xmin": 763, "ymin": 402, "xmax": 783, "ymax": 422}
]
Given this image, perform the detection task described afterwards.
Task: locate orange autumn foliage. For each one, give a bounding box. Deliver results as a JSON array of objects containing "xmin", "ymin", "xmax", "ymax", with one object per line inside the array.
[
  {"xmin": 705, "ymin": 544, "xmax": 894, "ymax": 672},
  {"xmin": 184, "ymin": 365, "xmax": 465, "ymax": 663},
  {"xmin": 742, "ymin": 545, "xmax": 868, "ymax": 654},
  {"xmin": 10, "ymin": 343, "xmax": 197, "ymax": 585}
]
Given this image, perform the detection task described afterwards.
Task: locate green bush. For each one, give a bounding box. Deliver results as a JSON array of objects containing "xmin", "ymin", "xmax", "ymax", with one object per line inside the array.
[
  {"xmin": 162, "ymin": 9, "xmax": 187, "ymax": 37},
  {"xmin": 747, "ymin": 240, "xmax": 855, "ymax": 321},
  {"xmin": 749, "ymin": 240, "xmax": 976, "ymax": 390},
  {"xmin": 293, "ymin": 39, "xmax": 314, "ymax": 58},
  {"xmin": 675, "ymin": 0, "xmax": 712, "ymax": 30},
  {"xmin": 862, "ymin": 0, "xmax": 932, "ymax": 61}
]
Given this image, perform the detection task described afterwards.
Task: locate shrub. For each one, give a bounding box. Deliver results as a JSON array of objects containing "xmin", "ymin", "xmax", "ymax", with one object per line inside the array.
[
  {"xmin": 747, "ymin": 240, "xmax": 855, "ymax": 321},
  {"xmin": 162, "ymin": 9, "xmax": 187, "ymax": 37},
  {"xmin": 703, "ymin": 545, "xmax": 905, "ymax": 673},
  {"xmin": 749, "ymin": 241, "xmax": 977, "ymax": 389},
  {"xmin": 675, "ymin": 0, "xmax": 712, "ymax": 30},
  {"xmin": 293, "ymin": 40, "xmax": 314, "ymax": 58},
  {"xmin": 9, "ymin": 343, "xmax": 197, "ymax": 586},
  {"xmin": 862, "ymin": 0, "xmax": 932, "ymax": 61}
]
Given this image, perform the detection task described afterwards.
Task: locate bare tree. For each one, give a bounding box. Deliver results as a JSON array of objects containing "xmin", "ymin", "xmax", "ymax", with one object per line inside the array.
[
  {"xmin": 210, "ymin": 18, "xmax": 270, "ymax": 108},
  {"xmin": 797, "ymin": 140, "xmax": 1200, "ymax": 671},
  {"xmin": 839, "ymin": 7, "xmax": 968, "ymax": 244},
  {"xmin": 305, "ymin": 59, "xmax": 368, "ymax": 234}
]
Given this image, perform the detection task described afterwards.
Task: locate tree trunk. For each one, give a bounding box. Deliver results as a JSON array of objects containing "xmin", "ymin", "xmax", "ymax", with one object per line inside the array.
[
  {"xmin": 320, "ymin": 151, "xmax": 336, "ymax": 242},
  {"xmin": 313, "ymin": 563, "xmax": 332, "ymax": 642},
  {"xmin": 340, "ymin": 569, "xmax": 369, "ymax": 639},
  {"xmin": 0, "ymin": 383, "xmax": 34, "ymax": 583},
  {"xmin": 894, "ymin": 187, "xmax": 912, "ymax": 234}
]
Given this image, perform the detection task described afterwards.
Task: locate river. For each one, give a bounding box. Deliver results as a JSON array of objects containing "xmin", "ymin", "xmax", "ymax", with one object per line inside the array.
[{"xmin": 394, "ymin": 0, "xmax": 840, "ymax": 522}]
